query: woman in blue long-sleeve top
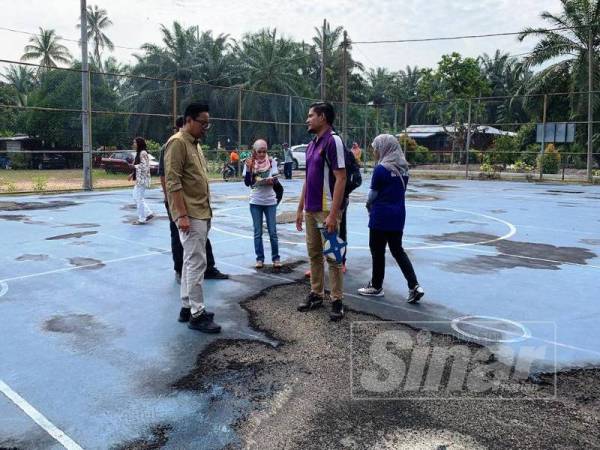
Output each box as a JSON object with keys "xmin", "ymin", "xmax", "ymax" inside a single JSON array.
[{"xmin": 358, "ymin": 134, "xmax": 424, "ymax": 303}]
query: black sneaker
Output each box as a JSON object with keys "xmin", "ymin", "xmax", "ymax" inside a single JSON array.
[
  {"xmin": 204, "ymin": 268, "xmax": 229, "ymax": 280},
  {"xmin": 329, "ymin": 299, "xmax": 345, "ymax": 321},
  {"xmin": 297, "ymin": 292, "xmax": 324, "ymax": 312},
  {"xmin": 178, "ymin": 307, "xmax": 213, "ymax": 322},
  {"xmin": 407, "ymin": 285, "xmax": 425, "ymax": 304},
  {"xmin": 188, "ymin": 311, "xmax": 221, "ymax": 333}
]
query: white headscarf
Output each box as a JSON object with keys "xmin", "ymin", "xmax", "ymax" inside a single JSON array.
[{"xmin": 372, "ymin": 134, "xmax": 409, "ymax": 177}]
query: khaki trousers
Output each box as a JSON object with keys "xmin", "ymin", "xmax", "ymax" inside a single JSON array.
[{"xmin": 305, "ymin": 211, "xmax": 343, "ymax": 300}]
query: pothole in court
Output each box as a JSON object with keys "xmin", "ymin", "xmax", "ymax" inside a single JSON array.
[{"xmin": 451, "ymin": 315, "xmax": 531, "ymax": 343}]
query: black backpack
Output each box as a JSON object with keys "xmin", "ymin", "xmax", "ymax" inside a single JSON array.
[{"xmin": 321, "ymin": 132, "xmax": 362, "ymax": 198}]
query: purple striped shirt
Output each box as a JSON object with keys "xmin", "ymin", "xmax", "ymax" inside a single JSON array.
[{"xmin": 304, "ymin": 129, "xmax": 346, "ymax": 212}]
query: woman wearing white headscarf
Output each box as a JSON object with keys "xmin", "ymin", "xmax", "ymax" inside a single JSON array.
[{"xmin": 358, "ymin": 134, "xmax": 424, "ymax": 303}]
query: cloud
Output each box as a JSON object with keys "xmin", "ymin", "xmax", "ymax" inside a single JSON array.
[{"xmin": 0, "ymin": 0, "xmax": 563, "ymax": 72}]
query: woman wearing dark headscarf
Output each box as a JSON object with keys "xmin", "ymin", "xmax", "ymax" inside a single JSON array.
[{"xmin": 358, "ymin": 134, "xmax": 424, "ymax": 303}]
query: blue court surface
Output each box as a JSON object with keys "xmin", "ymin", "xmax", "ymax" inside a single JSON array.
[{"xmin": 1, "ymin": 177, "xmax": 599, "ymax": 448}]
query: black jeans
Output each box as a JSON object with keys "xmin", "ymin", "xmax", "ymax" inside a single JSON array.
[
  {"xmin": 284, "ymin": 162, "xmax": 293, "ymax": 179},
  {"xmin": 165, "ymin": 201, "xmax": 215, "ymax": 274},
  {"xmin": 369, "ymin": 229, "xmax": 418, "ymax": 290}
]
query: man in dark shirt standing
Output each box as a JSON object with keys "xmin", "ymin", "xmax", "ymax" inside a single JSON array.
[{"xmin": 159, "ymin": 117, "xmax": 229, "ymax": 285}]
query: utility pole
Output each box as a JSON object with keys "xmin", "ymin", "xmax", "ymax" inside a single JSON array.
[
  {"xmin": 587, "ymin": 25, "xmax": 594, "ymax": 182},
  {"xmin": 320, "ymin": 19, "xmax": 327, "ymax": 100},
  {"xmin": 80, "ymin": 0, "xmax": 92, "ymax": 190},
  {"xmin": 342, "ymin": 30, "xmax": 348, "ymax": 142}
]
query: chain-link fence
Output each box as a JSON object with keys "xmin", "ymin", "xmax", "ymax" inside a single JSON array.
[{"xmin": 1, "ymin": 59, "xmax": 599, "ymax": 194}]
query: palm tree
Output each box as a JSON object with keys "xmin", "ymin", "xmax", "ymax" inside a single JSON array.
[
  {"xmin": 518, "ymin": 0, "xmax": 600, "ymax": 120},
  {"xmin": 77, "ymin": 5, "xmax": 115, "ymax": 65},
  {"xmin": 2, "ymin": 65, "xmax": 36, "ymax": 107},
  {"xmin": 21, "ymin": 27, "xmax": 72, "ymax": 69}
]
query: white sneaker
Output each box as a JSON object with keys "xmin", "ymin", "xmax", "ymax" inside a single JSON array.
[
  {"xmin": 407, "ymin": 285, "xmax": 424, "ymax": 303},
  {"xmin": 357, "ymin": 282, "xmax": 384, "ymax": 297}
]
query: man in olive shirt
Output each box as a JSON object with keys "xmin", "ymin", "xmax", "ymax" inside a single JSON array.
[{"xmin": 165, "ymin": 103, "xmax": 220, "ymax": 333}]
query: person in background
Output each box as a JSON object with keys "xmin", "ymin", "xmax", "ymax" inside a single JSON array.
[
  {"xmin": 159, "ymin": 117, "xmax": 229, "ymax": 283},
  {"xmin": 357, "ymin": 134, "xmax": 424, "ymax": 303},
  {"xmin": 129, "ymin": 137, "xmax": 153, "ymax": 225},
  {"xmin": 351, "ymin": 142, "xmax": 362, "ymax": 166},
  {"xmin": 283, "ymin": 143, "xmax": 293, "ymax": 180},
  {"xmin": 230, "ymin": 149, "xmax": 240, "ymax": 176},
  {"xmin": 243, "ymin": 139, "xmax": 282, "ymax": 269}
]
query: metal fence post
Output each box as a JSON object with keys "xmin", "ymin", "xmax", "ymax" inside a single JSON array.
[
  {"xmin": 363, "ymin": 104, "xmax": 368, "ymax": 152},
  {"xmin": 404, "ymin": 103, "xmax": 408, "ymax": 131},
  {"xmin": 587, "ymin": 25, "xmax": 594, "ymax": 183},
  {"xmin": 540, "ymin": 94, "xmax": 548, "ymax": 181},
  {"xmin": 288, "ymin": 95, "xmax": 292, "ymax": 146},
  {"xmin": 465, "ymin": 99, "xmax": 472, "ymax": 179},
  {"xmin": 237, "ymin": 88, "xmax": 242, "ymax": 150},
  {"xmin": 80, "ymin": 0, "xmax": 92, "ymax": 191},
  {"xmin": 172, "ymin": 79, "xmax": 178, "ymax": 128}
]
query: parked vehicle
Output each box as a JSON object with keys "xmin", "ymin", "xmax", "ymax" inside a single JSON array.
[
  {"xmin": 33, "ymin": 153, "xmax": 67, "ymax": 170},
  {"xmin": 0, "ymin": 155, "xmax": 11, "ymax": 169},
  {"xmin": 101, "ymin": 151, "xmax": 159, "ymax": 175},
  {"xmin": 290, "ymin": 144, "xmax": 308, "ymax": 169}
]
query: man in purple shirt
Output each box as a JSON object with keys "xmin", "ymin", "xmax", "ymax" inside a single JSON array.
[{"xmin": 295, "ymin": 102, "xmax": 347, "ymax": 321}]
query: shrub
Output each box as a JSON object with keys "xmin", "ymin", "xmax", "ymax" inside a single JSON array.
[
  {"xmin": 593, "ymin": 169, "xmax": 600, "ymax": 177},
  {"xmin": 508, "ymin": 160, "xmax": 534, "ymax": 173},
  {"xmin": 408, "ymin": 145, "xmax": 431, "ymax": 165},
  {"xmin": 490, "ymin": 135, "xmax": 519, "ymax": 165},
  {"xmin": 521, "ymin": 144, "xmax": 539, "ymax": 166},
  {"xmin": 9, "ymin": 152, "xmax": 31, "ymax": 170},
  {"xmin": 32, "ymin": 176, "xmax": 48, "ymax": 192},
  {"xmin": 537, "ymin": 144, "xmax": 561, "ymax": 174}
]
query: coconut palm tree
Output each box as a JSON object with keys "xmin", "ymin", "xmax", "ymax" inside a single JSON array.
[
  {"xmin": 518, "ymin": 0, "xmax": 600, "ymax": 120},
  {"xmin": 77, "ymin": 5, "xmax": 115, "ymax": 65},
  {"xmin": 21, "ymin": 28, "xmax": 72, "ymax": 69},
  {"xmin": 2, "ymin": 65, "xmax": 36, "ymax": 107}
]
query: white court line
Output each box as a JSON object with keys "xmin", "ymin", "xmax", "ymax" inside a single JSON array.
[
  {"xmin": 0, "ymin": 281, "xmax": 8, "ymax": 298},
  {"xmin": 218, "ymin": 260, "xmax": 600, "ymax": 358},
  {"xmin": 0, "ymin": 379, "xmax": 83, "ymax": 450},
  {"xmin": 212, "ymin": 203, "xmax": 518, "ymax": 251},
  {"xmin": 0, "ymin": 250, "xmax": 168, "ymax": 284}
]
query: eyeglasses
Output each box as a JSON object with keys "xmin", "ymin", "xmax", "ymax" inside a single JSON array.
[
  {"xmin": 192, "ymin": 118, "xmax": 211, "ymax": 129},
  {"xmin": 255, "ymin": 150, "xmax": 267, "ymax": 154}
]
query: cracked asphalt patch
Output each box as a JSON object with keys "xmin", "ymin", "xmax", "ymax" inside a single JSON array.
[
  {"xmin": 68, "ymin": 257, "xmax": 105, "ymax": 269},
  {"xmin": 167, "ymin": 282, "xmax": 600, "ymax": 450},
  {"xmin": 427, "ymin": 232, "xmax": 597, "ymax": 273}
]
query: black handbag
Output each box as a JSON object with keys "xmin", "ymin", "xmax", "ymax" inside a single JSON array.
[{"xmin": 273, "ymin": 179, "xmax": 284, "ymax": 205}]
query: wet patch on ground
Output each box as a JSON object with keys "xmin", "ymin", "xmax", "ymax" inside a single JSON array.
[
  {"xmin": 449, "ymin": 220, "xmax": 488, "ymax": 226},
  {"xmin": 546, "ymin": 189, "xmax": 584, "ymax": 194},
  {"xmin": 414, "ymin": 182, "xmax": 457, "ymax": 190},
  {"xmin": 0, "ymin": 201, "xmax": 78, "ymax": 211},
  {"xmin": 276, "ymin": 211, "xmax": 297, "ymax": 224},
  {"xmin": 580, "ymin": 239, "xmax": 600, "ymax": 246},
  {"xmin": 68, "ymin": 257, "xmax": 105, "ymax": 269},
  {"xmin": 15, "ymin": 254, "xmax": 48, "ymax": 262},
  {"xmin": 112, "ymin": 425, "xmax": 173, "ymax": 450},
  {"xmin": 170, "ymin": 282, "xmax": 600, "ymax": 450},
  {"xmin": 0, "ymin": 214, "xmax": 28, "ymax": 222},
  {"xmin": 61, "ymin": 223, "xmax": 100, "ymax": 228},
  {"xmin": 427, "ymin": 232, "xmax": 597, "ymax": 273},
  {"xmin": 406, "ymin": 193, "xmax": 440, "ymax": 201},
  {"xmin": 42, "ymin": 313, "xmax": 122, "ymax": 353},
  {"xmin": 46, "ymin": 231, "xmax": 98, "ymax": 240}
]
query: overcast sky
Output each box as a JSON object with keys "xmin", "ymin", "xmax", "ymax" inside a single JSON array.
[{"xmin": 1, "ymin": 0, "xmax": 563, "ymax": 72}]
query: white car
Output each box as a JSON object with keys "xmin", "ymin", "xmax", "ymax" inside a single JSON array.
[{"xmin": 290, "ymin": 144, "xmax": 308, "ymax": 169}]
